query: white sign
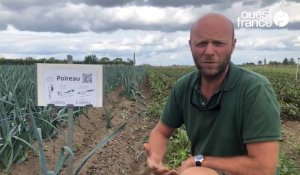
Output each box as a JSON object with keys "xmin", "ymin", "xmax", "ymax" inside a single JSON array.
[{"xmin": 36, "ymin": 64, "xmax": 103, "ymax": 107}]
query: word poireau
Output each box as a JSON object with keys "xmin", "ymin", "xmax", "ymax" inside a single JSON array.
[{"xmin": 57, "ymin": 75, "xmax": 80, "ymax": 81}]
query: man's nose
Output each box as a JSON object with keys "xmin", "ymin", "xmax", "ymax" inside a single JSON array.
[{"xmin": 204, "ymin": 43, "xmax": 214, "ymax": 56}]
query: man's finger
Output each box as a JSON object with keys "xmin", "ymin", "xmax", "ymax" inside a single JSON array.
[
  {"xmin": 163, "ymin": 169, "xmax": 178, "ymax": 175},
  {"xmin": 143, "ymin": 143, "xmax": 151, "ymax": 157}
]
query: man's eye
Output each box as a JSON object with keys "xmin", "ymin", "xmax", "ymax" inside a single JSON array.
[
  {"xmin": 213, "ymin": 42, "xmax": 226, "ymax": 46},
  {"xmin": 196, "ymin": 42, "xmax": 207, "ymax": 47}
]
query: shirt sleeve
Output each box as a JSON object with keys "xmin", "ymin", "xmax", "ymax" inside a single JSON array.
[
  {"xmin": 160, "ymin": 85, "xmax": 184, "ymax": 128},
  {"xmin": 242, "ymin": 81, "xmax": 282, "ymax": 143}
]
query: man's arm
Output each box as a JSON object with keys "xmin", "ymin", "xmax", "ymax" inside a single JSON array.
[
  {"xmin": 178, "ymin": 141, "xmax": 280, "ymax": 175},
  {"xmin": 144, "ymin": 121, "xmax": 177, "ymax": 174}
]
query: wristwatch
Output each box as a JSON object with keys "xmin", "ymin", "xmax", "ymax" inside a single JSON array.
[{"xmin": 195, "ymin": 155, "xmax": 204, "ymax": 166}]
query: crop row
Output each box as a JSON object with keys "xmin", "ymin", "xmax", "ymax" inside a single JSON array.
[{"xmin": 0, "ymin": 64, "xmax": 145, "ymax": 173}]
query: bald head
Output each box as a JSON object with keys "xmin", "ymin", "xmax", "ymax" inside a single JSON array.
[
  {"xmin": 190, "ymin": 13, "xmax": 235, "ymax": 40},
  {"xmin": 188, "ymin": 13, "xmax": 237, "ymax": 76}
]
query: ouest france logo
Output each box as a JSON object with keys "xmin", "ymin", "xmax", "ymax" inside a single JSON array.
[{"xmin": 237, "ymin": 9, "xmax": 289, "ymax": 28}]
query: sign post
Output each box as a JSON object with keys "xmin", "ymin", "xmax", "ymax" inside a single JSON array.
[
  {"xmin": 67, "ymin": 104, "xmax": 74, "ymax": 175},
  {"xmin": 67, "ymin": 55, "xmax": 74, "ymax": 175},
  {"xmin": 36, "ymin": 57, "xmax": 103, "ymax": 175}
]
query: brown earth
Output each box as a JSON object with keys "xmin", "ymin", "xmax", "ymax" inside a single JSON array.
[
  {"xmin": 2, "ymin": 80, "xmax": 300, "ymax": 175},
  {"xmin": 281, "ymin": 120, "xmax": 300, "ymax": 170}
]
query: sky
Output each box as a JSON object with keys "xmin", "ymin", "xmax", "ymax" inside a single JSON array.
[{"xmin": 0, "ymin": 0, "xmax": 299, "ymax": 65}]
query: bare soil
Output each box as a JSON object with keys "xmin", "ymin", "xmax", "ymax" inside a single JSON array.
[
  {"xmin": 2, "ymin": 79, "xmax": 300, "ymax": 175},
  {"xmin": 281, "ymin": 120, "xmax": 300, "ymax": 169}
]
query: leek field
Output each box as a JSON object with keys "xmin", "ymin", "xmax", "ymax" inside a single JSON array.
[{"xmin": 0, "ymin": 64, "xmax": 145, "ymax": 174}]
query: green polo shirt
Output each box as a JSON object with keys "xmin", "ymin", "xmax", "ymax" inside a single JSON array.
[{"xmin": 161, "ymin": 63, "xmax": 281, "ymax": 156}]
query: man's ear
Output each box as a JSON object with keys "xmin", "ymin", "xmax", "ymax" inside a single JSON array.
[
  {"xmin": 231, "ymin": 38, "xmax": 237, "ymax": 53},
  {"xmin": 233, "ymin": 38, "xmax": 237, "ymax": 45},
  {"xmin": 188, "ymin": 40, "xmax": 193, "ymax": 52}
]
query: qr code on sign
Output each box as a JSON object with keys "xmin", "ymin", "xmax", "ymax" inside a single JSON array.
[{"xmin": 82, "ymin": 73, "xmax": 92, "ymax": 83}]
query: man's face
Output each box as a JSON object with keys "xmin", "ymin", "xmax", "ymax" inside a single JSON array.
[{"xmin": 189, "ymin": 19, "xmax": 236, "ymax": 78}]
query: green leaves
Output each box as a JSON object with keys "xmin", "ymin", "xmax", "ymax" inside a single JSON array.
[
  {"xmin": 147, "ymin": 66, "xmax": 195, "ymax": 118},
  {"xmin": 165, "ymin": 128, "xmax": 190, "ymax": 169},
  {"xmin": 104, "ymin": 65, "xmax": 145, "ymax": 100}
]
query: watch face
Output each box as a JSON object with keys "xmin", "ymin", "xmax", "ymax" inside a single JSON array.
[{"xmin": 195, "ymin": 155, "xmax": 204, "ymax": 161}]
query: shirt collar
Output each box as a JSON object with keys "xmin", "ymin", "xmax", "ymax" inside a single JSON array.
[{"xmin": 223, "ymin": 62, "xmax": 240, "ymax": 91}]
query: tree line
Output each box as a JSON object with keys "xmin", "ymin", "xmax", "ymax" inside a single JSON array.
[
  {"xmin": 243, "ymin": 57, "xmax": 300, "ymax": 66},
  {"xmin": 0, "ymin": 54, "xmax": 135, "ymax": 65}
]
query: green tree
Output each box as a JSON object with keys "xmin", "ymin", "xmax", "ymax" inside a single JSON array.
[
  {"xmin": 112, "ymin": 58, "xmax": 123, "ymax": 64},
  {"xmin": 289, "ymin": 58, "xmax": 296, "ymax": 65},
  {"xmin": 263, "ymin": 58, "xmax": 267, "ymax": 65},
  {"xmin": 84, "ymin": 54, "xmax": 98, "ymax": 64},
  {"xmin": 258, "ymin": 60, "xmax": 262, "ymax": 65},
  {"xmin": 269, "ymin": 61, "xmax": 280, "ymax": 65},
  {"xmin": 48, "ymin": 57, "xmax": 56, "ymax": 63},
  {"xmin": 282, "ymin": 58, "xmax": 289, "ymax": 65},
  {"xmin": 100, "ymin": 57, "xmax": 110, "ymax": 62}
]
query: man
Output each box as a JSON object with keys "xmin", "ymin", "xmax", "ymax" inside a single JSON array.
[{"xmin": 144, "ymin": 13, "xmax": 282, "ymax": 175}]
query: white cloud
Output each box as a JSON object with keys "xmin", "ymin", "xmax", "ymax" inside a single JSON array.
[
  {"xmin": 0, "ymin": 28, "xmax": 190, "ymax": 64},
  {"xmin": 235, "ymin": 28, "xmax": 298, "ymax": 50},
  {"xmin": 0, "ymin": 3, "xmax": 204, "ymax": 32},
  {"xmin": 294, "ymin": 36, "xmax": 300, "ymax": 47},
  {"xmin": 137, "ymin": 32, "xmax": 164, "ymax": 45}
]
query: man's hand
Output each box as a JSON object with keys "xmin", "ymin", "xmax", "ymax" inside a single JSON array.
[
  {"xmin": 143, "ymin": 143, "xmax": 178, "ymax": 175},
  {"xmin": 176, "ymin": 156, "xmax": 195, "ymax": 174}
]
